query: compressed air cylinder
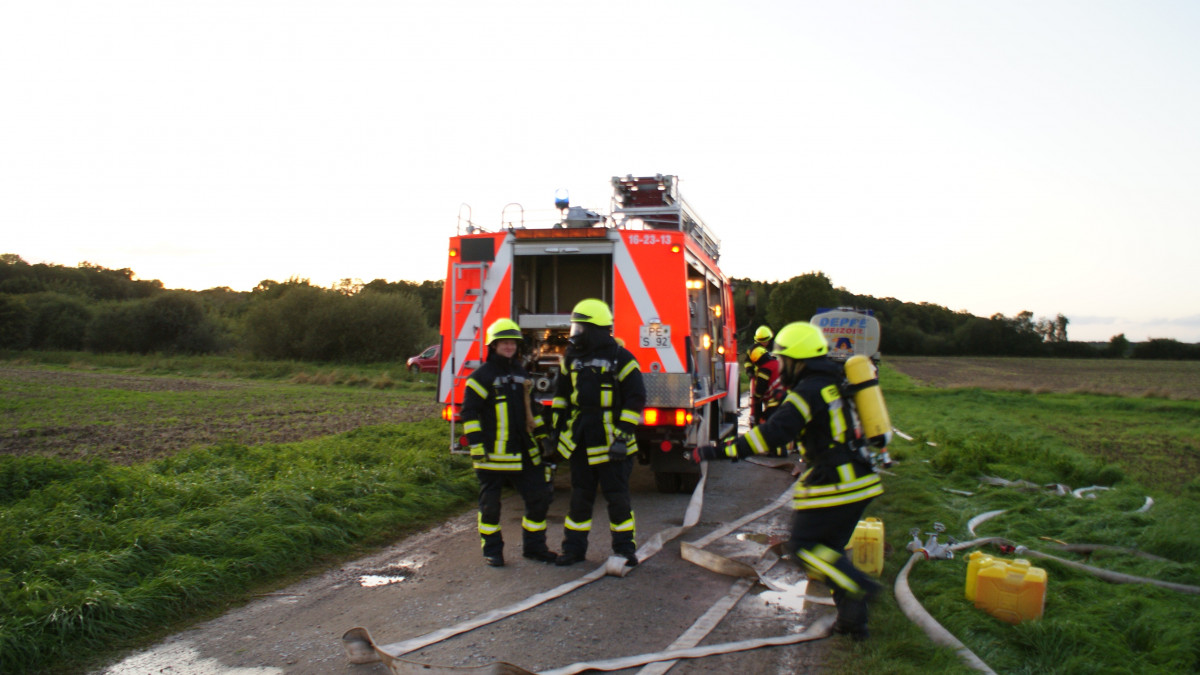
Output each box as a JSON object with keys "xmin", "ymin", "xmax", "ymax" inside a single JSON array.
[{"xmin": 845, "ymin": 355, "xmax": 892, "ymax": 448}]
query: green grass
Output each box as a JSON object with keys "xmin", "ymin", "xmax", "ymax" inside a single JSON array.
[
  {"xmin": 0, "ymin": 422, "xmax": 475, "ymax": 674},
  {"xmin": 0, "ymin": 349, "xmax": 428, "ymax": 385},
  {"xmin": 4, "ymin": 354, "xmax": 1199, "ymax": 673},
  {"xmin": 1, "ymin": 353, "xmax": 441, "ymax": 466},
  {"xmin": 827, "ymin": 363, "xmax": 1200, "ymax": 674}
]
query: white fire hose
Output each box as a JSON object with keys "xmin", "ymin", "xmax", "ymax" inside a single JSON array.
[{"xmin": 343, "ymin": 459, "xmax": 837, "ymax": 674}]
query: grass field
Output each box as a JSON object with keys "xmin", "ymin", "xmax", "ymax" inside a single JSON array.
[
  {"xmin": 830, "ymin": 358, "xmax": 1200, "ymax": 675},
  {"xmin": 2, "ymin": 352, "xmax": 1198, "ymax": 674},
  {"xmin": 0, "ymin": 352, "xmax": 471, "ymax": 674},
  {"xmin": 888, "ymin": 355, "xmax": 1200, "ymax": 400}
]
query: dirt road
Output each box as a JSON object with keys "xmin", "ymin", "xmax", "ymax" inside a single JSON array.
[{"xmin": 96, "ymin": 458, "xmax": 835, "ymax": 674}]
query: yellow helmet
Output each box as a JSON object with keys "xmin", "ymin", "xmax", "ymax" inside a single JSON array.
[
  {"xmin": 754, "ymin": 325, "xmax": 774, "ymax": 344},
  {"xmin": 748, "ymin": 345, "xmax": 769, "ymax": 364},
  {"xmin": 485, "ymin": 318, "xmax": 522, "ymax": 345},
  {"xmin": 570, "ymin": 298, "xmax": 613, "ymax": 327},
  {"xmin": 772, "ymin": 322, "xmax": 828, "ymax": 360}
]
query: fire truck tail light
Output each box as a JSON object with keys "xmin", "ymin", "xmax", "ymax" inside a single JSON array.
[
  {"xmin": 642, "ymin": 408, "xmax": 691, "ymax": 427},
  {"xmin": 660, "ymin": 440, "xmax": 673, "ymax": 452}
]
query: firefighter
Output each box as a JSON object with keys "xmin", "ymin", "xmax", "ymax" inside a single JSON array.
[
  {"xmin": 747, "ymin": 345, "xmax": 785, "ymax": 426},
  {"xmin": 694, "ymin": 321, "xmax": 883, "ymax": 639},
  {"xmin": 753, "ymin": 324, "xmax": 774, "ymax": 349},
  {"xmin": 462, "ymin": 318, "xmax": 557, "ymax": 567},
  {"xmin": 746, "ymin": 324, "xmax": 776, "ymax": 427},
  {"xmin": 548, "ymin": 298, "xmax": 646, "ymax": 568}
]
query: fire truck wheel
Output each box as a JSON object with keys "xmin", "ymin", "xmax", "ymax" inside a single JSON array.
[
  {"xmin": 654, "ymin": 471, "xmax": 682, "ymax": 494},
  {"xmin": 680, "ymin": 472, "xmax": 700, "ymax": 493}
]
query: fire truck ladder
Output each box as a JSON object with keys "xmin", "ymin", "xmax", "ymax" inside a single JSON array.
[{"xmin": 447, "ymin": 260, "xmax": 490, "ymax": 454}]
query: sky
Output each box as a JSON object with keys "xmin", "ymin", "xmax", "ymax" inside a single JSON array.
[{"xmin": 3, "ymin": 1, "xmax": 1198, "ymax": 343}]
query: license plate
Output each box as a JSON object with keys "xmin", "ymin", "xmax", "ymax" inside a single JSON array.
[{"xmin": 640, "ymin": 323, "xmax": 671, "ymax": 348}]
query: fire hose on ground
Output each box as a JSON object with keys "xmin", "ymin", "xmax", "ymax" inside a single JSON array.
[
  {"xmin": 893, "ymin": 500, "xmax": 1200, "ymax": 675},
  {"xmin": 342, "ymin": 459, "xmax": 836, "ymax": 674}
]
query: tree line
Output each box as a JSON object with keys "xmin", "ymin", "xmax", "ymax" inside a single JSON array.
[
  {"xmin": 1, "ymin": 255, "xmax": 1196, "ymax": 361},
  {"xmin": 730, "ymin": 271, "xmax": 1199, "ymax": 360},
  {"xmin": 0, "ymin": 255, "xmax": 439, "ymax": 362}
]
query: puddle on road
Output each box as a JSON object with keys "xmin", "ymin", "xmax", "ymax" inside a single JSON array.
[
  {"xmin": 735, "ymin": 532, "xmax": 772, "ymax": 545},
  {"xmin": 759, "ymin": 577, "xmax": 812, "ymax": 615},
  {"xmin": 100, "ymin": 643, "xmax": 283, "ymax": 675},
  {"xmin": 356, "ymin": 558, "xmax": 423, "ymax": 588},
  {"xmin": 360, "ymin": 574, "xmax": 408, "ymax": 587}
]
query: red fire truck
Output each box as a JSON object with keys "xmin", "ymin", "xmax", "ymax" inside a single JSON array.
[{"xmin": 437, "ymin": 175, "xmax": 740, "ymax": 493}]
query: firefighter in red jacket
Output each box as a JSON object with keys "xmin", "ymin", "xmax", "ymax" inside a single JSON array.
[
  {"xmin": 461, "ymin": 318, "xmax": 557, "ymax": 567},
  {"xmin": 747, "ymin": 345, "xmax": 785, "ymax": 426},
  {"xmin": 746, "ymin": 324, "xmax": 776, "ymax": 426},
  {"xmin": 549, "ymin": 299, "xmax": 646, "ymax": 568},
  {"xmin": 695, "ymin": 321, "xmax": 883, "ymax": 639}
]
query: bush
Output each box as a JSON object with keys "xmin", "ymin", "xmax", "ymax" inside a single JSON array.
[
  {"xmin": 84, "ymin": 294, "xmax": 224, "ymax": 354},
  {"xmin": 0, "ymin": 294, "xmax": 33, "ymax": 349},
  {"xmin": 243, "ymin": 286, "xmax": 434, "ymax": 362},
  {"xmin": 25, "ymin": 292, "xmax": 93, "ymax": 350},
  {"xmin": 85, "ymin": 301, "xmax": 147, "ymax": 353},
  {"xmin": 1132, "ymin": 338, "xmax": 1200, "ymax": 360}
]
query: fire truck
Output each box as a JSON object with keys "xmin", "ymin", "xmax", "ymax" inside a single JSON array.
[{"xmin": 437, "ymin": 175, "xmax": 740, "ymax": 493}]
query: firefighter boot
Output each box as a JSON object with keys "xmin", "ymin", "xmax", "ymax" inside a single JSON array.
[
  {"xmin": 612, "ymin": 537, "xmax": 638, "ymax": 567},
  {"xmin": 481, "ymin": 531, "xmax": 504, "ymax": 568},
  {"xmin": 831, "ymin": 590, "xmax": 870, "ymax": 641},
  {"xmin": 521, "ymin": 525, "xmax": 557, "ymax": 564},
  {"xmin": 829, "ymin": 556, "xmax": 880, "ymax": 640},
  {"xmin": 556, "ymin": 528, "xmax": 589, "ymax": 566}
]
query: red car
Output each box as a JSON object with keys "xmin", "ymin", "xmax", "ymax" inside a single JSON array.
[{"xmin": 407, "ymin": 344, "xmax": 440, "ymax": 374}]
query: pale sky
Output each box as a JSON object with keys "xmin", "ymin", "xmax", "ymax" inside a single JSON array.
[{"xmin": 3, "ymin": 1, "xmax": 1198, "ymax": 343}]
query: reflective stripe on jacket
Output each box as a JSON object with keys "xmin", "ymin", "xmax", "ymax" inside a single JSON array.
[
  {"xmin": 734, "ymin": 356, "xmax": 882, "ymax": 509},
  {"xmin": 461, "ymin": 352, "xmax": 541, "ymax": 471},
  {"xmin": 550, "ymin": 340, "xmax": 645, "ymax": 466}
]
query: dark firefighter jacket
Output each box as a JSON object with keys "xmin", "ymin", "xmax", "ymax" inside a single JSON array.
[
  {"xmin": 751, "ymin": 352, "xmax": 785, "ymax": 416},
  {"xmin": 729, "ymin": 356, "xmax": 882, "ymax": 510},
  {"xmin": 550, "ymin": 336, "xmax": 646, "ymax": 466},
  {"xmin": 462, "ymin": 350, "xmax": 545, "ymax": 471}
]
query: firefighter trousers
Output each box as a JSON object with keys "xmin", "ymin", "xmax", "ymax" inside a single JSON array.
[
  {"xmin": 787, "ymin": 497, "xmax": 880, "ymax": 631},
  {"xmin": 561, "ymin": 452, "xmax": 635, "ymax": 558},
  {"xmin": 475, "ymin": 465, "xmax": 553, "ymax": 558}
]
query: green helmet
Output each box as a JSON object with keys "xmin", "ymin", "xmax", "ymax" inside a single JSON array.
[
  {"xmin": 771, "ymin": 322, "xmax": 828, "ymax": 360},
  {"xmin": 753, "ymin": 325, "xmax": 774, "ymax": 344},
  {"xmin": 570, "ymin": 298, "xmax": 613, "ymax": 327},
  {"xmin": 485, "ymin": 318, "xmax": 522, "ymax": 345}
]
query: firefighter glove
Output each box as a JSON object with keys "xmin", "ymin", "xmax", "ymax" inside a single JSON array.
[
  {"xmin": 692, "ymin": 445, "xmax": 721, "ymax": 463},
  {"xmin": 609, "ymin": 430, "xmax": 635, "ymax": 461},
  {"xmin": 693, "ymin": 440, "xmax": 738, "ymax": 463}
]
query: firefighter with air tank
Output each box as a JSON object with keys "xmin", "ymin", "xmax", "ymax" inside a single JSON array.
[
  {"xmin": 746, "ymin": 325, "xmax": 777, "ymax": 424},
  {"xmin": 695, "ymin": 321, "xmax": 888, "ymax": 639},
  {"xmin": 461, "ymin": 319, "xmax": 558, "ymax": 567},
  {"xmin": 548, "ymin": 299, "xmax": 646, "ymax": 568}
]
